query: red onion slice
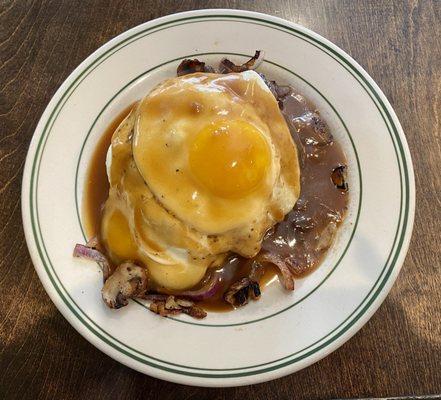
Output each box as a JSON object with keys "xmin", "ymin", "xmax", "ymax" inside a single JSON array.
[
  {"xmin": 73, "ymin": 243, "xmax": 110, "ymax": 281},
  {"xmin": 259, "ymin": 253, "xmax": 295, "ymax": 291},
  {"xmin": 176, "ymin": 271, "xmax": 222, "ymax": 301}
]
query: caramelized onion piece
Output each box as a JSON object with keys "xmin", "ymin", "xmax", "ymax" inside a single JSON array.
[
  {"xmin": 259, "ymin": 253, "xmax": 295, "ymax": 291},
  {"xmin": 73, "ymin": 241, "xmax": 110, "ymax": 281},
  {"xmin": 101, "ymin": 262, "xmax": 148, "ymax": 309},
  {"xmin": 177, "ymin": 59, "xmax": 215, "ymax": 76},
  {"xmin": 331, "ymin": 165, "xmax": 349, "ymax": 191},
  {"xmin": 149, "ymin": 295, "xmax": 207, "ymax": 319},
  {"xmin": 149, "ymin": 301, "xmax": 181, "ymax": 317},
  {"xmin": 181, "ymin": 306, "xmax": 207, "ymax": 319},
  {"xmin": 219, "ymin": 50, "xmax": 264, "ymax": 73},
  {"xmin": 224, "ymin": 277, "xmax": 261, "ymax": 307}
]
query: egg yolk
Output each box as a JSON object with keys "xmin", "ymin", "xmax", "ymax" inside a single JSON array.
[
  {"xmin": 102, "ymin": 209, "xmax": 138, "ymax": 262},
  {"xmin": 189, "ymin": 120, "xmax": 271, "ymax": 198}
]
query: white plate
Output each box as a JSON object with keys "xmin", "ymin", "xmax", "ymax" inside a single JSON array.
[{"xmin": 21, "ymin": 9, "xmax": 415, "ymax": 387}]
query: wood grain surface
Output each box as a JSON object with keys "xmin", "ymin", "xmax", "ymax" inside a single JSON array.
[{"xmin": 0, "ymin": 1, "xmax": 440, "ymax": 399}]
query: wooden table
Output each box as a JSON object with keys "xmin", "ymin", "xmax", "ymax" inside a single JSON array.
[{"xmin": 1, "ymin": 1, "xmax": 440, "ymax": 399}]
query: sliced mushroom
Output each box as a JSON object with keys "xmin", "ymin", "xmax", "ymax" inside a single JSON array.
[
  {"xmin": 101, "ymin": 262, "xmax": 148, "ymax": 309},
  {"xmin": 331, "ymin": 165, "xmax": 349, "ymax": 191},
  {"xmin": 224, "ymin": 277, "xmax": 261, "ymax": 307}
]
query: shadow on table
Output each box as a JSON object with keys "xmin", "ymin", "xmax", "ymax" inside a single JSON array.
[{"xmin": 2, "ymin": 283, "xmax": 438, "ymax": 400}]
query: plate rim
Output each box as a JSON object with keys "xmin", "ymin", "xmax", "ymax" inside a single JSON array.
[{"xmin": 21, "ymin": 9, "xmax": 415, "ymax": 387}]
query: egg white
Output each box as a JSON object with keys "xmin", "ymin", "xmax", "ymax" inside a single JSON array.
[{"xmin": 104, "ymin": 71, "xmax": 272, "ymax": 269}]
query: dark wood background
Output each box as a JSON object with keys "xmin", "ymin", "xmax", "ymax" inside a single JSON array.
[{"xmin": 0, "ymin": 1, "xmax": 440, "ymax": 399}]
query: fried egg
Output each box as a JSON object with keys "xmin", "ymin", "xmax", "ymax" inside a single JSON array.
[{"xmin": 101, "ymin": 70, "xmax": 300, "ymax": 290}]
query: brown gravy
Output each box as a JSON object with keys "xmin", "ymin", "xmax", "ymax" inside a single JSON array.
[
  {"xmin": 83, "ymin": 90, "xmax": 348, "ymax": 313},
  {"xmin": 83, "ymin": 104, "xmax": 135, "ymax": 238}
]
